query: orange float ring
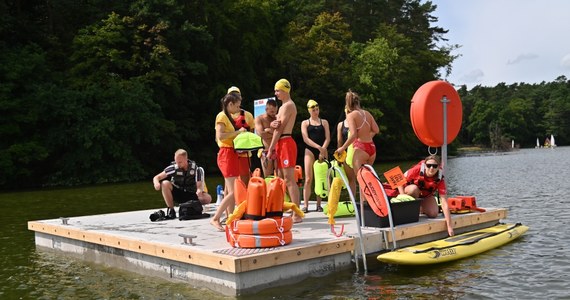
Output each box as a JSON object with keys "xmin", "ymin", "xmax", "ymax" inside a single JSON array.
[
  {"xmin": 356, "ymin": 166, "xmax": 388, "ymax": 217},
  {"xmin": 227, "ymin": 216, "xmax": 293, "ymax": 235},
  {"xmin": 226, "ymin": 229, "xmax": 293, "ymax": 248},
  {"xmin": 410, "ymin": 80, "xmax": 462, "ymax": 147}
]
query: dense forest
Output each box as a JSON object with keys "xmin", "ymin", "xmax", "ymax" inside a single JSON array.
[{"xmin": 1, "ymin": 0, "xmax": 568, "ymax": 189}]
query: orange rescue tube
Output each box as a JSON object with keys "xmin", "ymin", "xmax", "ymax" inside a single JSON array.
[
  {"xmin": 265, "ymin": 176, "xmax": 285, "ymax": 216},
  {"xmin": 295, "ymin": 165, "xmax": 303, "ymax": 186},
  {"xmin": 410, "ymin": 80, "xmax": 462, "ymax": 147},
  {"xmin": 234, "ymin": 177, "xmax": 248, "ymax": 205},
  {"xmin": 244, "ymin": 177, "xmax": 267, "ymax": 219},
  {"xmin": 226, "ymin": 229, "xmax": 293, "ymax": 248},
  {"xmin": 356, "ymin": 166, "xmax": 388, "ymax": 217},
  {"xmin": 227, "ymin": 216, "xmax": 293, "ymax": 235}
]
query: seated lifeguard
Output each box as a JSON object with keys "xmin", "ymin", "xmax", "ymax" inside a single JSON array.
[
  {"xmin": 152, "ymin": 149, "xmax": 212, "ymax": 219},
  {"xmin": 398, "ymin": 154, "xmax": 454, "ymax": 236}
]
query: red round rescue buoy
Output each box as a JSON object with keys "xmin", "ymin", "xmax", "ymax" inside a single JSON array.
[{"xmin": 410, "ymin": 81, "xmax": 462, "ymax": 147}]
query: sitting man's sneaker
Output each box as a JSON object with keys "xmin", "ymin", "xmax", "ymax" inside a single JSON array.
[{"xmin": 166, "ymin": 207, "xmax": 177, "ymax": 219}]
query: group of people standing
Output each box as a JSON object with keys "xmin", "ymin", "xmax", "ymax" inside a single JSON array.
[
  {"xmin": 152, "ymin": 78, "xmax": 454, "ymax": 236},
  {"xmin": 209, "ymin": 79, "xmax": 302, "ymax": 229}
]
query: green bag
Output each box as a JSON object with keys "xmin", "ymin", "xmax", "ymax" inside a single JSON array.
[{"xmin": 233, "ymin": 132, "xmax": 263, "ymax": 152}]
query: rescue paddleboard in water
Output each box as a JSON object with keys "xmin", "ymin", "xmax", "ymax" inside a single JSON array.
[{"xmin": 377, "ymin": 223, "xmax": 528, "ymax": 265}]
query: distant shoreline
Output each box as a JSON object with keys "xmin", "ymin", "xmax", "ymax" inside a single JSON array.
[{"xmin": 456, "ymin": 146, "xmax": 517, "ymax": 157}]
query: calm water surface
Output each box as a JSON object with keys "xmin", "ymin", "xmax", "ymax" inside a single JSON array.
[{"xmin": 1, "ymin": 148, "xmax": 569, "ymax": 299}]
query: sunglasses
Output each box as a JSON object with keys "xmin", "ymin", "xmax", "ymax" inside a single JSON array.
[
  {"xmin": 426, "ymin": 163, "xmax": 438, "ymax": 169},
  {"xmin": 308, "ymin": 105, "xmax": 319, "ymax": 109}
]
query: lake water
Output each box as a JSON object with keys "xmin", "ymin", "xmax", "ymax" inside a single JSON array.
[{"xmin": 1, "ymin": 147, "xmax": 569, "ymax": 299}]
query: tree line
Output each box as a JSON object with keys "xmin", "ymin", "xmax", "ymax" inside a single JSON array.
[
  {"xmin": 457, "ymin": 77, "xmax": 569, "ymax": 150},
  {"xmin": 1, "ymin": 0, "xmax": 567, "ymax": 189}
]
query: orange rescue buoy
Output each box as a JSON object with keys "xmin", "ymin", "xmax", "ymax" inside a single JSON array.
[
  {"xmin": 234, "ymin": 177, "xmax": 248, "ymax": 205},
  {"xmin": 227, "ymin": 216, "xmax": 293, "ymax": 235},
  {"xmin": 244, "ymin": 177, "xmax": 267, "ymax": 220},
  {"xmin": 226, "ymin": 229, "xmax": 293, "ymax": 248},
  {"xmin": 265, "ymin": 176, "xmax": 285, "ymax": 216},
  {"xmin": 410, "ymin": 80, "xmax": 462, "ymax": 147},
  {"xmin": 356, "ymin": 166, "xmax": 388, "ymax": 217},
  {"xmin": 295, "ymin": 165, "xmax": 303, "ymax": 186}
]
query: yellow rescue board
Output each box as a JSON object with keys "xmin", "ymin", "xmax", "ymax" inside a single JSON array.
[{"xmin": 377, "ymin": 223, "xmax": 528, "ymax": 265}]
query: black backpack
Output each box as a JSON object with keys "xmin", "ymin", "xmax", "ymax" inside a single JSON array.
[{"xmin": 178, "ymin": 200, "xmax": 210, "ymax": 220}]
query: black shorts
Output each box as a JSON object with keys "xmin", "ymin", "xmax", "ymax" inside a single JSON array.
[{"xmin": 172, "ymin": 188, "xmax": 198, "ymax": 204}]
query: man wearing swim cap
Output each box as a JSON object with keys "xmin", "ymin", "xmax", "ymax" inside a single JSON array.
[{"xmin": 267, "ymin": 78, "xmax": 302, "ymax": 223}]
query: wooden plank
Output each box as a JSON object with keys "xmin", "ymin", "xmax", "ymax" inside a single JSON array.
[{"xmin": 235, "ymin": 238, "xmax": 355, "ymax": 272}]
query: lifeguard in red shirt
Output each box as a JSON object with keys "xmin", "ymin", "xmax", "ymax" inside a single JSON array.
[{"xmin": 398, "ymin": 154, "xmax": 454, "ymax": 236}]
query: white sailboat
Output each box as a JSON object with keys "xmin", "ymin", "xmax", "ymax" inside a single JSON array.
[
  {"xmin": 536, "ymin": 138, "xmax": 540, "ymax": 148},
  {"xmin": 551, "ymin": 134, "xmax": 556, "ymax": 148}
]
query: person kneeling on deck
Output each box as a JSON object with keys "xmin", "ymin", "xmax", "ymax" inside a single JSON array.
[
  {"xmin": 152, "ymin": 149, "xmax": 212, "ymax": 219},
  {"xmin": 398, "ymin": 154, "xmax": 454, "ymax": 236}
]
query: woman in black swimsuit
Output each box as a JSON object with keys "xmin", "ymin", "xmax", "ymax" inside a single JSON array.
[
  {"xmin": 300, "ymin": 99, "xmax": 330, "ymax": 212},
  {"xmin": 336, "ymin": 109, "xmax": 355, "ymax": 191}
]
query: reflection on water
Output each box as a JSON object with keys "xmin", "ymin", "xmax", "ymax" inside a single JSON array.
[{"xmin": 1, "ymin": 147, "xmax": 569, "ymax": 299}]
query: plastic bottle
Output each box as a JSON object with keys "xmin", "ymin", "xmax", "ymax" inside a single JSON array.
[{"xmin": 216, "ymin": 184, "xmax": 224, "ymax": 205}]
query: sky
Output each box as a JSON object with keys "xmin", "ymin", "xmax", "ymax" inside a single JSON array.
[{"xmin": 429, "ymin": 0, "xmax": 570, "ymax": 88}]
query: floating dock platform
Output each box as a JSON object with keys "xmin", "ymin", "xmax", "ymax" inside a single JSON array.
[{"xmin": 28, "ymin": 205, "xmax": 507, "ymax": 296}]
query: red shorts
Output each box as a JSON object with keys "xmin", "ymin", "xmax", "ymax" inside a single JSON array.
[
  {"xmin": 217, "ymin": 147, "xmax": 250, "ymax": 178},
  {"xmin": 353, "ymin": 139, "xmax": 376, "ymax": 156},
  {"xmin": 275, "ymin": 137, "xmax": 297, "ymax": 169}
]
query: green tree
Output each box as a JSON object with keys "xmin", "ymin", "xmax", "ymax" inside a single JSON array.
[
  {"xmin": 276, "ymin": 11, "xmax": 352, "ymax": 112},
  {"xmin": 543, "ymin": 76, "xmax": 570, "ymax": 145},
  {"xmin": 34, "ymin": 79, "xmax": 171, "ymax": 185},
  {"xmin": 0, "ymin": 44, "xmax": 50, "ymax": 187}
]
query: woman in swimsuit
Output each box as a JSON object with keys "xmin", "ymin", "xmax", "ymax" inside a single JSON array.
[
  {"xmin": 335, "ymin": 90, "xmax": 379, "ymax": 194},
  {"xmin": 336, "ymin": 109, "xmax": 355, "ymax": 191},
  {"xmin": 300, "ymin": 99, "xmax": 330, "ymax": 212}
]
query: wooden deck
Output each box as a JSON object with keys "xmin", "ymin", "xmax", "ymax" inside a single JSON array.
[{"xmin": 28, "ymin": 204, "xmax": 507, "ymax": 296}]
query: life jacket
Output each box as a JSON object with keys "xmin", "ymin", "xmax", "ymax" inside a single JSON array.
[
  {"xmin": 232, "ymin": 109, "xmax": 250, "ymax": 130},
  {"xmin": 408, "ymin": 160, "xmax": 443, "ymax": 198},
  {"xmin": 243, "ymin": 176, "xmax": 285, "ymax": 220},
  {"xmin": 170, "ymin": 160, "xmax": 199, "ymax": 193}
]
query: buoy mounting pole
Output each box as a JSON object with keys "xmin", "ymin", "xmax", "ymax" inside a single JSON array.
[{"xmin": 441, "ymin": 96, "xmax": 449, "ymax": 175}]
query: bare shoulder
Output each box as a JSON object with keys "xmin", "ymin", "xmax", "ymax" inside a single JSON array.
[
  {"xmin": 279, "ymin": 101, "xmax": 295, "ymax": 117},
  {"xmin": 347, "ymin": 110, "xmax": 358, "ymax": 120}
]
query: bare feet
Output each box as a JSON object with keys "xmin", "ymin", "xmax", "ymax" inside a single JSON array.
[
  {"xmin": 210, "ymin": 219, "xmax": 224, "ymax": 231},
  {"xmin": 293, "ymin": 215, "xmax": 303, "ymax": 223}
]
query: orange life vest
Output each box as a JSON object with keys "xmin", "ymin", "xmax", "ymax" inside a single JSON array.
[
  {"xmin": 408, "ymin": 160, "xmax": 443, "ymax": 198},
  {"xmin": 233, "ymin": 109, "xmax": 250, "ymax": 130}
]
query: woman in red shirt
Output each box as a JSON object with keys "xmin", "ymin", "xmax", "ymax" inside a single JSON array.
[{"xmin": 399, "ymin": 155, "xmax": 454, "ymax": 236}]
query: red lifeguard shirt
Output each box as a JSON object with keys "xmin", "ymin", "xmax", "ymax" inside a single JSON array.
[{"xmin": 404, "ymin": 162, "xmax": 447, "ymax": 197}]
